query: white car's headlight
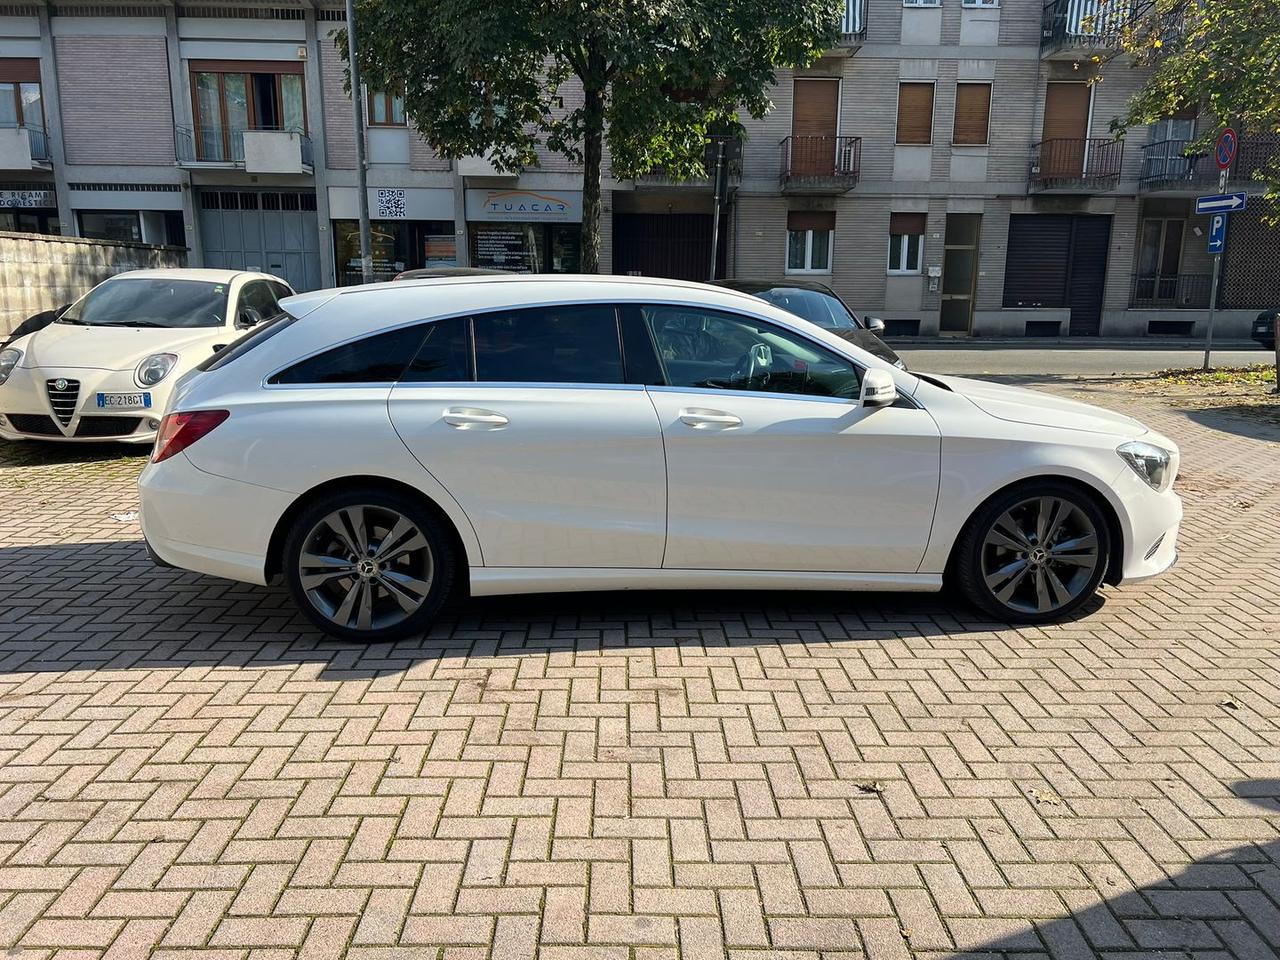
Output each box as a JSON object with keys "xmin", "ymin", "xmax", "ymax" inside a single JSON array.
[
  {"xmin": 1117, "ymin": 440, "xmax": 1174, "ymax": 492},
  {"xmin": 136, "ymin": 353, "xmax": 178, "ymax": 388},
  {"xmin": 0, "ymin": 347, "xmax": 21, "ymax": 386}
]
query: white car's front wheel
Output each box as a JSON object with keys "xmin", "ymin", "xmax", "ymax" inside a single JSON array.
[
  {"xmin": 283, "ymin": 488, "xmax": 456, "ymax": 642},
  {"xmin": 954, "ymin": 481, "xmax": 1111, "ymax": 623}
]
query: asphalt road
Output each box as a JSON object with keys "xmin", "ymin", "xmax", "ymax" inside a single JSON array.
[{"xmin": 894, "ymin": 341, "xmax": 1267, "ymax": 378}]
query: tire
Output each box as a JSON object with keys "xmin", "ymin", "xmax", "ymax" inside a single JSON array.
[
  {"xmin": 953, "ymin": 480, "xmax": 1111, "ymax": 623},
  {"xmin": 283, "ymin": 486, "xmax": 456, "ymax": 642}
]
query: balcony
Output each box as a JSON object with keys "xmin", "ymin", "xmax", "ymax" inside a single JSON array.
[
  {"xmin": 1029, "ymin": 137, "xmax": 1123, "ymax": 191},
  {"xmin": 1040, "ymin": 0, "xmax": 1126, "ymax": 58},
  {"xmin": 1139, "ymin": 136, "xmax": 1280, "ymax": 192},
  {"xmin": 780, "ymin": 136, "xmax": 860, "ymax": 194},
  {"xmin": 176, "ymin": 126, "xmax": 313, "ymax": 175},
  {"xmin": 832, "ymin": 0, "xmax": 867, "ymax": 52},
  {"xmin": 629, "ymin": 137, "xmax": 742, "ymax": 190},
  {"xmin": 1129, "ymin": 272, "xmax": 1211, "ymax": 309},
  {"xmin": 0, "ymin": 124, "xmax": 51, "ymax": 170}
]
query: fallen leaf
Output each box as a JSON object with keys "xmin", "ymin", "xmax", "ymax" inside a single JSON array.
[
  {"xmin": 855, "ymin": 780, "xmax": 886, "ymax": 795},
  {"xmin": 110, "ymin": 511, "xmax": 139, "ymax": 523},
  {"xmin": 1220, "ymin": 698, "xmax": 1240, "ymax": 711},
  {"xmin": 1028, "ymin": 787, "xmax": 1063, "ymax": 806}
]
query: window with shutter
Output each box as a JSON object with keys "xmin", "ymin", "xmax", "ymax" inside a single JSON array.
[
  {"xmin": 896, "ymin": 82, "xmax": 935, "ymax": 145},
  {"xmin": 888, "ymin": 212, "xmax": 926, "ymax": 275},
  {"xmin": 952, "ymin": 83, "xmax": 991, "ymax": 146},
  {"xmin": 786, "ymin": 210, "xmax": 836, "ymax": 273}
]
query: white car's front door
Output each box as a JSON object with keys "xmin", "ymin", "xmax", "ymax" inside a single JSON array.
[
  {"xmin": 637, "ymin": 305, "xmax": 941, "ymax": 573},
  {"xmin": 388, "ymin": 306, "xmax": 667, "ymax": 569}
]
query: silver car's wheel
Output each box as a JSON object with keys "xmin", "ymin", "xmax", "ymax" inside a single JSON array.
[
  {"xmin": 955, "ymin": 482, "xmax": 1111, "ymax": 623},
  {"xmin": 980, "ymin": 496, "xmax": 1100, "ymax": 615},
  {"xmin": 284, "ymin": 489, "xmax": 454, "ymax": 641}
]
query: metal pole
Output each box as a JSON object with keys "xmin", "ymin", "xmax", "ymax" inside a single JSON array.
[
  {"xmin": 345, "ymin": 0, "xmax": 373, "ymax": 284},
  {"xmin": 1202, "ymin": 251, "xmax": 1221, "ymax": 372},
  {"xmin": 708, "ymin": 140, "xmax": 725, "ymax": 282}
]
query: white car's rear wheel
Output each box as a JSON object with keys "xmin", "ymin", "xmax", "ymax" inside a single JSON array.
[
  {"xmin": 283, "ymin": 488, "xmax": 454, "ymax": 642},
  {"xmin": 955, "ymin": 481, "xmax": 1110, "ymax": 623}
]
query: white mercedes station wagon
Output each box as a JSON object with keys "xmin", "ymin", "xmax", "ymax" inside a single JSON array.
[
  {"xmin": 138, "ymin": 276, "xmax": 1181, "ymax": 641},
  {"xmin": 0, "ymin": 269, "xmax": 293, "ymax": 444}
]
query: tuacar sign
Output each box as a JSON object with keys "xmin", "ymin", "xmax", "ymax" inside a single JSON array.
[{"xmin": 464, "ymin": 188, "xmax": 581, "ymax": 223}]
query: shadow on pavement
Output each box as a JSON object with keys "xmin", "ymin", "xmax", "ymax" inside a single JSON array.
[
  {"xmin": 964, "ymin": 780, "xmax": 1280, "ymax": 958},
  {"xmin": 1182, "ymin": 404, "xmax": 1280, "ymax": 441},
  {"xmin": 0, "ymin": 538, "xmax": 1106, "ymax": 681}
]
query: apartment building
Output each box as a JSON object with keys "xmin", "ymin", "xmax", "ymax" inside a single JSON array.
[{"xmin": 2, "ymin": 0, "xmax": 1275, "ymax": 339}]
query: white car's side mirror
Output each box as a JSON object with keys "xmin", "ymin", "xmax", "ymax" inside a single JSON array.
[{"xmin": 860, "ymin": 368, "xmax": 897, "ymax": 408}]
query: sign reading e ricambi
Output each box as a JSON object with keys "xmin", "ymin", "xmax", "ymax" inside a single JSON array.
[{"xmin": 464, "ymin": 189, "xmax": 583, "ymax": 223}]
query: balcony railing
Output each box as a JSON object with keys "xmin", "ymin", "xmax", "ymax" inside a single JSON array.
[
  {"xmin": 0, "ymin": 122, "xmax": 50, "ymax": 166},
  {"xmin": 1041, "ymin": 0, "xmax": 1123, "ymax": 53},
  {"xmin": 840, "ymin": 0, "xmax": 867, "ymax": 42},
  {"xmin": 1029, "ymin": 137, "xmax": 1123, "ymax": 190},
  {"xmin": 1129, "ymin": 272, "xmax": 1212, "ymax": 309},
  {"xmin": 780, "ymin": 135, "xmax": 861, "ymax": 192},
  {"xmin": 629, "ymin": 136, "xmax": 742, "ymax": 188},
  {"xmin": 1139, "ymin": 136, "xmax": 1280, "ymax": 190},
  {"xmin": 175, "ymin": 125, "xmax": 313, "ymax": 170}
]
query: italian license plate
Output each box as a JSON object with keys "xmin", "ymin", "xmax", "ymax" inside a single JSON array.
[{"xmin": 96, "ymin": 392, "xmax": 152, "ymax": 409}]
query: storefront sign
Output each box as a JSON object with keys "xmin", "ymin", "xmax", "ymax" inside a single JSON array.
[
  {"xmin": 376, "ymin": 189, "xmax": 407, "ymax": 220},
  {"xmin": 465, "ymin": 188, "xmax": 581, "ymax": 223},
  {"xmin": 0, "ymin": 189, "xmax": 54, "ymax": 209}
]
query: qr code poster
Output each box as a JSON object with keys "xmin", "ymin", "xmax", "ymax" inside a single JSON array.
[{"xmin": 376, "ymin": 189, "xmax": 407, "ymax": 219}]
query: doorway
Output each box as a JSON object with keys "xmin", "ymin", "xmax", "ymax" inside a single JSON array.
[{"xmin": 939, "ymin": 213, "xmax": 982, "ymax": 334}]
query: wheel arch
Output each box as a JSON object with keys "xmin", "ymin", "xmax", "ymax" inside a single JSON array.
[
  {"xmin": 264, "ymin": 475, "xmax": 474, "ymax": 595},
  {"xmin": 944, "ymin": 473, "xmax": 1125, "ymax": 588}
]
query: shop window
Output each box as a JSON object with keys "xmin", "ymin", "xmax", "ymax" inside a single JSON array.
[
  {"xmin": 888, "ymin": 212, "xmax": 926, "ymax": 275},
  {"xmin": 333, "ymin": 219, "xmax": 457, "ymax": 285},
  {"xmin": 786, "ymin": 211, "xmax": 834, "ymax": 273},
  {"xmin": 469, "ymin": 222, "xmax": 580, "ymax": 273},
  {"xmin": 78, "ymin": 211, "xmax": 142, "ymax": 243}
]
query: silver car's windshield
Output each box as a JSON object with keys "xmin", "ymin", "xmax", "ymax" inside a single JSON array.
[
  {"xmin": 753, "ymin": 287, "xmax": 858, "ymax": 330},
  {"xmin": 58, "ymin": 278, "xmax": 229, "ymax": 329}
]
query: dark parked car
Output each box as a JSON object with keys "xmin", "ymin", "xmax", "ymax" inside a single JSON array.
[
  {"xmin": 1252, "ymin": 308, "xmax": 1276, "ymax": 351},
  {"xmin": 392, "ymin": 266, "xmax": 512, "ymax": 281},
  {"xmin": 713, "ymin": 279, "xmax": 905, "ymax": 369}
]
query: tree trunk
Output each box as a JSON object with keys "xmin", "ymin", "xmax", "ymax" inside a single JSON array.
[{"xmin": 580, "ymin": 84, "xmax": 604, "ymax": 274}]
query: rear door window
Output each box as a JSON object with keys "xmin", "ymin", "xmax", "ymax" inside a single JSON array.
[{"xmin": 472, "ymin": 304, "xmax": 623, "ymax": 384}]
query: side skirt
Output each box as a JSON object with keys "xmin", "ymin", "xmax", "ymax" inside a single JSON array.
[{"xmin": 468, "ymin": 567, "xmax": 944, "ymax": 598}]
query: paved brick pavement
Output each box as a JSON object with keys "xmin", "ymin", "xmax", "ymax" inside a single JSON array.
[{"xmin": 0, "ymin": 379, "xmax": 1278, "ymax": 959}]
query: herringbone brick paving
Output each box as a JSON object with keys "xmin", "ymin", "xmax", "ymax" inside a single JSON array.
[{"xmin": 0, "ymin": 378, "xmax": 1277, "ymax": 959}]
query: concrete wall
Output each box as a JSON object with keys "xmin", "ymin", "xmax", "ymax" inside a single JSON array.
[{"xmin": 0, "ymin": 232, "xmax": 185, "ymax": 337}]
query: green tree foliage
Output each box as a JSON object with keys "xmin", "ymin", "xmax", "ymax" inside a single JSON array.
[
  {"xmin": 340, "ymin": 0, "xmax": 843, "ymax": 272},
  {"xmin": 1110, "ymin": 0, "xmax": 1280, "ymax": 208}
]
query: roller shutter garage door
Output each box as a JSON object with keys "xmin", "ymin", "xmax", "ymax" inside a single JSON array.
[
  {"xmin": 1003, "ymin": 213, "xmax": 1111, "ymax": 336},
  {"xmin": 612, "ymin": 211, "xmax": 728, "ymax": 282},
  {"xmin": 198, "ymin": 189, "xmax": 323, "ymax": 292}
]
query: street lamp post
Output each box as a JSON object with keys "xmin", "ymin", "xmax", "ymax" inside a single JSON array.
[{"xmin": 345, "ymin": 0, "xmax": 373, "ymax": 284}]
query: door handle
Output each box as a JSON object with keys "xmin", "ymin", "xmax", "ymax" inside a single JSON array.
[
  {"xmin": 443, "ymin": 407, "xmax": 509, "ymax": 429},
  {"xmin": 679, "ymin": 408, "xmax": 742, "ymax": 429}
]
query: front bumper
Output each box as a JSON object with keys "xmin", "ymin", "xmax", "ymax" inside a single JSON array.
[
  {"xmin": 1111, "ymin": 465, "xmax": 1182, "ymax": 583},
  {"xmin": 0, "ymin": 364, "xmax": 168, "ymax": 443}
]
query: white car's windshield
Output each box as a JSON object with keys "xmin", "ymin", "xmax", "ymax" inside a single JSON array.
[
  {"xmin": 754, "ymin": 288, "xmax": 858, "ymax": 330},
  {"xmin": 58, "ymin": 278, "xmax": 229, "ymax": 329}
]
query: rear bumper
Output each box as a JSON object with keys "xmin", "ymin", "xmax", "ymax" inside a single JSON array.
[{"xmin": 139, "ymin": 450, "xmax": 293, "ymax": 585}]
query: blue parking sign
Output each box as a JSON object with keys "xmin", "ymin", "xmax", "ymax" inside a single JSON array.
[{"xmin": 1207, "ymin": 214, "xmax": 1227, "ymax": 254}]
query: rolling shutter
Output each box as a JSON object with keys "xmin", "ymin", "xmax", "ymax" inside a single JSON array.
[
  {"xmin": 953, "ymin": 83, "xmax": 991, "ymax": 146},
  {"xmin": 1042, "ymin": 82, "xmax": 1090, "ymax": 141},
  {"xmin": 896, "ymin": 82, "xmax": 935, "ymax": 145},
  {"xmin": 787, "ymin": 211, "xmax": 836, "ymax": 232},
  {"xmin": 1003, "ymin": 215, "xmax": 1071, "ymax": 308},
  {"xmin": 889, "ymin": 212, "xmax": 927, "ymax": 236},
  {"xmin": 792, "ymin": 79, "xmax": 839, "ymax": 138}
]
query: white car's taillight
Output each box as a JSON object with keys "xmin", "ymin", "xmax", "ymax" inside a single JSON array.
[{"xmin": 152, "ymin": 410, "xmax": 229, "ymax": 463}]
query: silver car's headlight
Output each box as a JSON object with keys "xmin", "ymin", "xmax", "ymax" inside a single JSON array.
[
  {"xmin": 1117, "ymin": 440, "xmax": 1174, "ymax": 492},
  {"xmin": 0, "ymin": 347, "xmax": 20, "ymax": 386},
  {"xmin": 136, "ymin": 353, "xmax": 178, "ymax": 388}
]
